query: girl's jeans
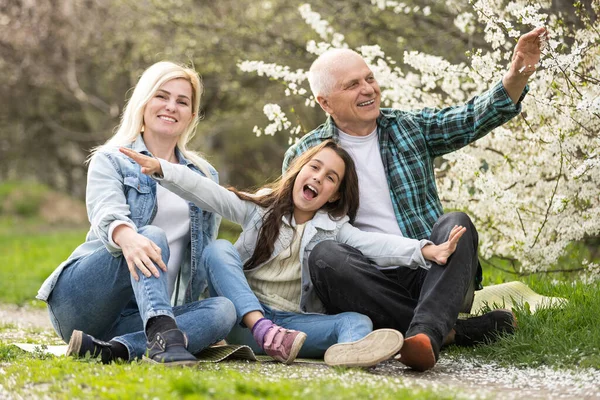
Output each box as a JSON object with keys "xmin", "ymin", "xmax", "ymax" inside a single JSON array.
[
  {"xmin": 47, "ymin": 225, "xmax": 236, "ymax": 360},
  {"xmin": 201, "ymin": 239, "xmax": 373, "ymax": 358}
]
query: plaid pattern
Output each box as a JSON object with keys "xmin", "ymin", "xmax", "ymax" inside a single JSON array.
[{"xmin": 283, "ymin": 80, "xmax": 527, "ymax": 240}]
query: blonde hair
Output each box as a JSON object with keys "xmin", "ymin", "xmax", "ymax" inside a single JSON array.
[{"xmin": 90, "ymin": 61, "xmax": 213, "ymax": 176}]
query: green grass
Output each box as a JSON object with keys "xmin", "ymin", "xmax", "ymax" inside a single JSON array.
[
  {"xmin": 446, "ymin": 277, "xmax": 600, "ymax": 368},
  {"xmin": 447, "ymin": 239, "xmax": 600, "ymax": 368},
  {"xmin": 0, "ymin": 218, "xmax": 87, "ymax": 306},
  {"xmin": 0, "ymin": 342, "xmax": 454, "ymax": 400}
]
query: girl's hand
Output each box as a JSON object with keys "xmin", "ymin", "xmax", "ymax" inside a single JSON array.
[
  {"xmin": 119, "ymin": 147, "xmax": 163, "ymax": 176},
  {"xmin": 421, "ymin": 225, "xmax": 467, "ymax": 265},
  {"xmin": 112, "ymin": 225, "xmax": 167, "ymax": 281}
]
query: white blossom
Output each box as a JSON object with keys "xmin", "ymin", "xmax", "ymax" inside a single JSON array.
[{"xmin": 261, "ymin": 104, "xmax": 292, "ymax": 136}]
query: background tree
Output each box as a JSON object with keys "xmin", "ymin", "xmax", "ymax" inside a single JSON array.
[
  {"xmin": 240, "ymin": 0, "xmax": 599, "ymax": 277},
  {"xmin": 2, "ymin": 0, "xmax": 597, "ymax": 276}
]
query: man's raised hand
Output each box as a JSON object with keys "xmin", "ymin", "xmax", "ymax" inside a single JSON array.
[{"xmin": 512, "ymin": 26, "xmax": 547, "ymax": 76}]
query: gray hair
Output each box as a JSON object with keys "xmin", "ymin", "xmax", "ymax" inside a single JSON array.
[{"xmin": 308, "ymin": 48, "xmax": 364, "ymax": 97}]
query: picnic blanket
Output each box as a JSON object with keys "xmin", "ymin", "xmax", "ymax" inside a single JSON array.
[
  {"xmin": 12, "ymin": 281, "xmax": 567, "ymax": 361},
  {"xmin": 12, "ymin": 342, "xmax": 257, "ymax": 362},
  {"xmin": 469, "ymin": 281, "xmax": 567, "ymax": 316}
]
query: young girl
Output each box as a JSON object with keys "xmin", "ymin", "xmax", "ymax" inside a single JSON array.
[{"xmin": 120, "ymin": 140, "xmax": 465, "ymax": 367}]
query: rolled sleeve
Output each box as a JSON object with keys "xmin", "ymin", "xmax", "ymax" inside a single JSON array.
[
  {"xmin": 107, "ymin": 220, "xmax": 137, "ymax": 250},
  {"xmin": 87, "ymin": 153, "xmax": 136, "ymax": 255}
]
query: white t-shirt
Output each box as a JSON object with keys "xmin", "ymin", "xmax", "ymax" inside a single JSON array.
[
  {"xmin": 152, "ymin": 184, "xmax": 191, "ymax": 299},
  {"xmin": 337, "ymin": 128, "xmax": 404, "ymax": 237}
]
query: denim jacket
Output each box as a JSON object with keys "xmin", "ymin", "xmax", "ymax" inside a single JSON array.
[
  {"xmin": 37, "ymin": 136, "xmax": 220, "ymax": 305},
  {"xmin": 156, "ymin": 160, "xmax": 433, "ymax": 314}
]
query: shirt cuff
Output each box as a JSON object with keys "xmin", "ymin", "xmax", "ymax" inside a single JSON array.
[
  {"xmin": 418, "ymin": 239, "xmax": 434, "ymax": 270},
  {"xmin": 419, "ymin": 239, "xmax": 434, "ymax": 248},
  {"xmin": 495, "ymin": 79, "xmax": 529, "ymax": 109},
  {"xmin": 108, "ymin": 220, "xmax": 137, "ymax": 249}
]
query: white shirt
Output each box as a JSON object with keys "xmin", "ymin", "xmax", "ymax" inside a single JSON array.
[
  {"xmin": 152, "ymin": 184, "xmax": 191, "ymax": 299},
  {"xmin": 337, "ymin": 127, "xmax": 404, "ymax": 237}
]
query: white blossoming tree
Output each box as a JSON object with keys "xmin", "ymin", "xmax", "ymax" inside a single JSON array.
[{"xmin": 239, "ymin": 0, "xmax": 600, "ymax": 279}]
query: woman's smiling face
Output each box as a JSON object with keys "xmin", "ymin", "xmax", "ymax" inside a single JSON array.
[{"xmin": 142, "ymin": 78, "xmax": 194, "ymax": 140}]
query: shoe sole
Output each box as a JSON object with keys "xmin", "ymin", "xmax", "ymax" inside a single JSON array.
[
  {"xmin": 399, "ymin": 333, "xmax": 436, "ymax": 372},
  {"xmin": 324, "ymin": 329, "xmax": 404, "ymax": 368},
  {"xmin": 280, "ymin": 331, "xmax": 307, "ymax": 365},
  {"xmin": 141, "ymin": 356, "xmax": 199, "ymax": 367},
  {"xmin": 66, "ymin": 330, "xmax": 83, "ymax": 358}
]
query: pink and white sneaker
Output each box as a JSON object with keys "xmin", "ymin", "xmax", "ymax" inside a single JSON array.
[{"xmin": 263, "ymin": 325, "xmax": 307, "ymax": 364}]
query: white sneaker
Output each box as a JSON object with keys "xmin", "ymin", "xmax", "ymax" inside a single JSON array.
[{"xmin": 324, "ymin": 328, "xmax": 404, "ymax": 368}]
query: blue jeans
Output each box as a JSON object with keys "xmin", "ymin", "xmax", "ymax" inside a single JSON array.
[
  {"xmin": 47, "ymin": 225, "xmax": 236, "ymax": 360},
  {"xmin": 201, "ymin": 239, "xmax": 373, "ymax": 358}
]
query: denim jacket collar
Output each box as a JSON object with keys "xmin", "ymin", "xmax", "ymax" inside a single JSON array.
[{"xmin": 132, "ymin": 135, "xmax": 195, "ymax": 169}]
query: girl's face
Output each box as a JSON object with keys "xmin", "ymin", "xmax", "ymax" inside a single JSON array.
[
  {"xmin": 292, "ymin": 147, "xmax": 345, "ymax": 224},
  {"xmin": 143, "ymin": 78, "xmax": 194, "ymax": 141}
]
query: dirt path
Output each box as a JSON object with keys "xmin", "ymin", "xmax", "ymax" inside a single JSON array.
[
  {"xmin": 1, "ymin": 304, "xmax": 599, "ymax": 399},
  {"xmin": 0, "ymin": 304, "xmax": 53, "ymax": 330}
]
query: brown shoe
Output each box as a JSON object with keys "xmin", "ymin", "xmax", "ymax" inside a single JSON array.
[{"xmin": 398, "ymin": 333, "xmax": 436, "ymax": 372}]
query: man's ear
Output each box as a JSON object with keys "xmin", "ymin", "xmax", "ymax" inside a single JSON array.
[{"xmin": 317, "ymin": 95, "xmax": 333, "ymax": 115}]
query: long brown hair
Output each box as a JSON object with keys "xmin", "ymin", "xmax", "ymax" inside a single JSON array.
[{"xmin": 231, "ymin": 140, "xmax": 359, "ymax": 270}]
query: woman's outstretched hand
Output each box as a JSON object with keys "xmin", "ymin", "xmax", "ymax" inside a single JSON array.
[
  {"xmin": 421, "ymin": 225, "xmax": 467, "ymax": 265},
  {"xmin": 119, "ymin": 147, "xmax": 163, "ymax": 177}
]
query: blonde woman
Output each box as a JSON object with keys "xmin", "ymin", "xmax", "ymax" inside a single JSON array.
[{"xmin": 37, "ymin": 61, "xmax": 236, "ymax": 366}]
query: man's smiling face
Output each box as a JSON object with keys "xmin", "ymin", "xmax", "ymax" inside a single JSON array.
[{"xmin": 318, "ymin": 54, "xmax": 381, "ymax": 136}]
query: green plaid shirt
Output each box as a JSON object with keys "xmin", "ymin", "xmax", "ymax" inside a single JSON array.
[{"xmin": 283, "ymin": 80, "xmax": 527, "ymax": 241}]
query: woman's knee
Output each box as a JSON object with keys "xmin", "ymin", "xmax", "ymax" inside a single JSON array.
[
  {"xmin": 203, "ymin": 296, "xmax": 237, "ymax": 334},
  {"xmin": 138, "ymin": 225, "xmax": 168, "ymax": 249},
  {"xmin": 137, "ymin": 225, "xmax": 170, "ymax": 262},
  {"xmin": 213, "ymin": 296, "xmax": 237, "ymax": 328}
]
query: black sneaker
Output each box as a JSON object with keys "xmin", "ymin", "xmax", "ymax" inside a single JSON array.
[
  {"xmin": 454, "ymin": 309, "xmax": 517, "ymax": 346},
  {"xmin": 66, "ymin": 330, "xmax": 117, "ymax": 364},
  {"xmin": 143, "ymin": 329, "xmax": 198, "ymax": 367}
]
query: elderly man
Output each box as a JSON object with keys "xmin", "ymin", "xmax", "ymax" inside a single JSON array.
[{"xmin": 283, "ymin": 27, "xmax": 546, "ymax": 371}]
